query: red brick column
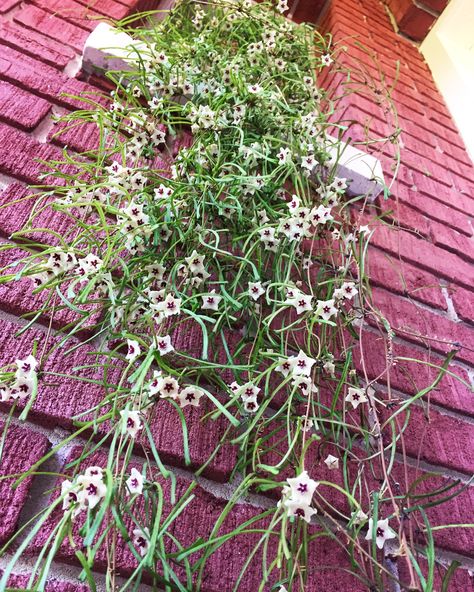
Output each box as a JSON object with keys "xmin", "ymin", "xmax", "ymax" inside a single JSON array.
[{"xmin": 384, "ymin": 0, "xmax": 448, "ymax": 40}]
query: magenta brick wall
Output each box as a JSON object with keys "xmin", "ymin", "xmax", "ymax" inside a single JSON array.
[{"xmin": 0, "ymin": 0, "xmax": 472, "ymax": 589}]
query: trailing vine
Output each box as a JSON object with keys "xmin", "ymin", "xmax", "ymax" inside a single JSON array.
[{"xmin": 0, "ymin": 1, "xmax": 471, "ymax": 591}]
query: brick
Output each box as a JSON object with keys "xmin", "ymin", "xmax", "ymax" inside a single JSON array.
[
  {"xmin": 448, "ymin": 285, "xmax": 474, "ymax": 326},
  {"xmin": 292, "ymin": 0, "xmax": 326, "ymax": 23},
  {"xmin": 355, "ymin": 330, "xmax": 474, "ymax": 416},
  {"xmin": 146, "ymin": 394, "xmax": 237, "ymax": 482},
  {"xmin": 0, "ymin": 0, "xmax": 20, "ymax": 13},
  {"xmin": 0, "ymin": 421, "xmax": 49, "ymax": 542},
  {"xmin": 0, "ymin": 80, "xmax": 50, "ymax": 131},
  {"xmin": 430, "ymin": 221, "xmax": 474, "ymax": 263},
  {"xmin": 399, "ymin": 5, "xmax": 436, "ymax": 41},
  {"xmin": 0, "ymin": 124, "xmax": 77, "ymax": 185},
  {"xmin": 48, "ymin": 118, "xmax": 101, "ymax": 153},
  {"xmin": 0, "ymin": 316, "xmax": 234, "ymax": 480},
  {"xmin": 381, "ymin": 403, "xmax": 474, "ymax": 475},
  {"xmin": 370, "ymin": 287, "xmax": 474, "ymax": 366},
  {"xmin": 419, "ymin": 0, "xmax": 448, "ymax": 12},
  {"xmin": 0, "ymin": 573, "xmax": 88, "ymax": 592},
  {"xmin": 0, "ymin": 318, "xmax": 108, "ymax": 426},
  {"xmin": 367, "ymin": 246, "xmax": 447, "ymax": 310},
  {"xmin": 368, "ymin": 223, "xmax": 474, "ymax": 290},
  {"xmin": 388, "ymin": 463, "xmax": 474, "ymax": 557},
  {"xmin": 13, "ymin": 5, "xmax": 90, "ymax": 52},
  {"xmin": 72, "ymin": 0, "xmax": 131, "ymax": 20},
  {"xmin": 398, "ymin": 558, "xmax": 474, "ymax": 591},
  {"xmin": 32, "ymin": 0, "xmax": 104, "ymax": 31},
  {"xmin": 384, "ymin": 182, "xmax": 473, "ymax": 237},
  {"xmin": 0, "ymin": 183, "xmax": 75, "ymax": 242},
  {"xmin": 0, "ymin": 20, "xmax": 75, "ymax": 69},
  {"xmin": 0, "ymin": 44, "xmax": 108, "ymax": 111}
]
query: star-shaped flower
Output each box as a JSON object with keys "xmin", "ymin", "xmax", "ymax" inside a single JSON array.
[
  {"xmin": 126, "ymin": 339, "xmax": 141, "ymax": 363},
  {"xmin": 316, "ymin": 299, "xmax": 338, "ymax": 321},
  {"xmin": 201, "ymin": 289, "xmax": 222, "ymax": 311},
  {"xmin": 345, "ymin": 387, "xmax": 368, "ymax": 409},
  {"xmin": 365, "ymin": 518, "xmax": 396, "ymax": 549},
  {"xmin": 126, "ymin": 467, "xmax": 144, "ymax": 496},
  {"xmin": 286, "ymin": 470, "xmax": 319, "ymax": 504},
  {"xmin": 292, "ymin": 351, "xmax": 317, "ymax": 377}
]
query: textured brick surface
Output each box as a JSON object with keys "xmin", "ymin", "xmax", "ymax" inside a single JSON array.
[
  {"xmin": 356, "ymin": 330, "xmax": 474, "ymax": 416},
  {"xmin": 0, "ymin": 124, "xmax": 77, "ymax": 186},
  {"xmin": 0, "ymin": 43, "xmax": 107, "ymax": 111},
  {"xmin": 370, "ymin": 288, "xmax": 474, "ymax": 366},
  {"xmin": 0, "ymin": 573, "xmax": 88, "ymax": 592},
  {"xmin": 13, "ymin": 5, "xmax": 91, "ymax": 51},
  {"xmin": 0, "ymin": 20, "xmax": 75, "ymax": 69},
  {"xmin": 0, "ymin": 421, "xmax": 49, "ymax": 543},
  {"xmin": 0, "ymin": 80, "xmax": 50, "ymax": 130}
]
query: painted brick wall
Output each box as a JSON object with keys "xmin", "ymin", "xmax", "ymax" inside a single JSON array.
[{"xmin": 0, "ymin": 0, "xmax": 472, "ymax": 589}]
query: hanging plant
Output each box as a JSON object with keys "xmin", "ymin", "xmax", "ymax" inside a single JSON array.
[{"xmin": 0, "ymin": 1, "xmax": 468, "ymax": 591}]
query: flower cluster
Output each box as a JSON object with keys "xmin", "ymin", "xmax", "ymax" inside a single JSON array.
[
  {"xmin": 0, "ymin": 355, "xmax": 37, "ymax": 403},
  {"xmin": 281, "ymin": 470, "xmax": 318, "ymax": 523}
]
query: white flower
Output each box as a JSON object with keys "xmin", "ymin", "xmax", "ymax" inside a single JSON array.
[
  {"xmin": 286, "ymin": 290, "xmax": 313, "ymax": 315},
  {"xmin": 76, "ymin": 473, "xmax": 107, "ymax": 510},
  {"xmin": 156, "ymin": 375, "xmax": 179, "ymax": 399},
  {"xmin": 276, "ymin": 147, "xmax": 292, "ymax": 164},
  {"xmin": 292, "ymin": 376, "xmax": 318, "ymax": 396},
  {"xmin": 154, "ymin": 184, "xmax": 173, "ymax": 200},
  {"xmin": 133, "ymin": 526, "xmax": 150, "ymax": 557},
  {"xmin": 84, "ymin": 466, "xmax": 103, "ymax": 479},
  {"xmin": 324, "ymin": 454, "xmax": 339, "ymax": 470},
  {"xmin": 120, "ymin": 409, "xmax": 143, "ymax": 439},
  {"xmin": 365, "ymin": 518, "xmax": 396, "ymax": 549},
  {"xmin": 243, "ymin": 396, "xmax": 259, "ymax": 413},
  {"xmin": 316, "ymin": 299, "xmax": 338, "ymax": 321},
  {"xmin": 0, "ymin": 384, "xmax": 12, "ymax": 402},
  {"xmin": 126, "ymin": 468, "xmax": 144, "ymax": 496},
  {"xmin": 15, "ymin": 355, "xmax": 37, "ymax": 378},
  {"xmin": 292, "ymin": 351, "xmax": 316, "ymax": 377},
  {"xmin": 284, "ymin": 499, "xmax": 317, "ymax": 523},
  {"xmin": 321, "ymin": 53, "xmax": 333, "ymax": 67},
  {"xmin": 161, "ymin": 293, "xmax": 181, "ymax": 317},
  {"xmin": 323, "ymin": 360, "xmax": 335, "ymax": 376},
  {"xmin": 301, "ymin": 154, "xmax": 317, "ymax": 172},
  {"xmin": 276, "ymin": 0, "xmax": 289, "ymax": 13},
  {"xmin": 275, "ymin": 357, "xmax": 295, "ymax": 377},
  {"xmin": 126, "ymin": 339, "xmax": 141, "ymax": 363},
  {"xmin": 345, "ymin": 387, "xmax": 368, "ymax": 409},
  {"xmin": 61, "ymin": 479, "xmax": 79, "ymax": 512},
  {"xmin": 155, "ymin": 335, "xmax": 174, "ymax": 356},
  {"xmin": 329, "ymin": 177, "xmax": 347, "ymax": 192},
  {"xmin": 248, "ymin": 281, "xmax": 265, "ymax": 301},
  {"xmin": 238, "ymin": 382, "xmax": 261, "ymax": 401},
  {"xmin": 309, "ymin": 205, "xmax": 333, "ymax": 226},
  {"xmin": 338, "ymin": 282, "xmax": 358, "ymax": 300},
  {"xmin": 248, "ymin": 83, "xmax": 262, "ymax": 94},
  {"xmin": 185, "ymin": 250, "xmax": 206, "ymax": 275},
  {"xmin": 77, "ymin": 253, "xmax": 103, "ymax": 278},
  {"xmin": 359, "ymin": 225, "xmax": 371, "ymax": 235},
  {"xmin": 259, "ymin": 227, "xmax": 280, "ymax": 252},
  {"xmin": 178, "ymin": 386, "xmax": 205, "ymax": 408},
  {"xmin": 286, "ymin": 470, "xmax": 319, "ymax": 505},
  {"xmin": 201, "ymin": 289, "xmax": 222, "ymax": 311}
]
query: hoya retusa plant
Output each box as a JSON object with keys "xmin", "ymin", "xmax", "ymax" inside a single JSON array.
[{"xmin": 0, "ymin": 1, "xmax": 469, "ymax": 590}]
